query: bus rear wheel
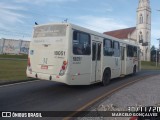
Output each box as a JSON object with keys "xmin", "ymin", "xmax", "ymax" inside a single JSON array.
[{"xmin": 102, "ymin": 69, "xmax": 111, "ymax": 86}]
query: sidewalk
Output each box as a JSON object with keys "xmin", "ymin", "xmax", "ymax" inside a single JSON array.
[{"xmin": 78, "ymin": 74, "xmax": 160, "ymax": 120}]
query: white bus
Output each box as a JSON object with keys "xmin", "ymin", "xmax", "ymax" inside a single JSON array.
[{"xmin": 26, "ymin": 23, "xmax": 140, "ymax": 85}]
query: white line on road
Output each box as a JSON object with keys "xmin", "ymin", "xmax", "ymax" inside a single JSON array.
[{"xmin": 0, "ymin": 80, "xmax": 41, "ymax": 88}]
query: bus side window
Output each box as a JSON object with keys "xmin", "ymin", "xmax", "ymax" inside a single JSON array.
[
  {"xmin": 127, "ymin": 45, "xmax": 134, "ymax": 57},
  {"xmin": 73, "ymin": 31, "xmax": 91, "ymax": 55},
  {"xmin": 133, "ymin": 47, "xmax": 137, "ymax": 57},
  {"xmin": 104, "ymin": 39, "xmax": 113, "ymax": 56},
  {"xmin": 73, "ymin": 31, "xmax": 80, "ymax": 54},
  {"xmin": 113, "ymin": 41, "xmax": 120, "ymax": 57},
  {"xmin": 97, "ymin": 43, "xmax": 101, "ymax": 60},
  {"xmin": 92, "ymin": 43, "xmax": 96, "ymax": 60},
  {"xmin": 73, "ymin": 31, "xmax": 78, "ymax": 40},
  {"xmin": 121, "ymin": 47, "xmax": 125, "ymax": 60}
]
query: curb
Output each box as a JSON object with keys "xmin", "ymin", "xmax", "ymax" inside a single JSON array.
[{"xmin": 0, "ymin": 78, "xmax": 37, "ymax": 86}]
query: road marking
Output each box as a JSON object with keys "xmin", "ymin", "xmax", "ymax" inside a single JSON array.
[
  {"xmin": 63, "ymin": 74, "xmax": 159, "ymax": 120},
  {"xmin": 0, "ymin": 80, "xmax": 40, "ymax": 88}
]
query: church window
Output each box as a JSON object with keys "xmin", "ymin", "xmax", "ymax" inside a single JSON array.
[
  {"xmin": 146, "ymin": 14, "xmax": 149, "ymax": 24},
  {"xmin": 139, "ymin": 32, "xmax": 143, "ymax": 40},
  {"xmin": 146, "ymin": 32, "xmax": 149, "ymax": 41},
  {"xmin": 139, "ymin": 14, "xmax": 143, "ymax": 24}
]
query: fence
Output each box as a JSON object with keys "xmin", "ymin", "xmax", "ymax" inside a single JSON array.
[{"xmin": 0, "ymin": 38, "xmax": 30, "ymax": 55}]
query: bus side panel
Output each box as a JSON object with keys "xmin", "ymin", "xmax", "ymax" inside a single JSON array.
[
  {"xmin": 102, "ymin": 57, "xmax": 121, "ymax": 79},
  {"xmin": 126, "ymin": 57, "xmax": 133, "ymax": 74},
  {"xmin": 69, "ymin": 29, "xmax": 91, "ymax": 85},
  {"xmin": 69, "ymin": 56, "xmax": 91, "ymax": 85}
]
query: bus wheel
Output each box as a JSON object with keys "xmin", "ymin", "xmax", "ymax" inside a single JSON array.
[
  {"xmin": 133, "ymin": 65, "xmax": 136, "ymax": 75},
  {"xmin": 102, "ymin": 69, "xmax": 111, "ymax": 86}
]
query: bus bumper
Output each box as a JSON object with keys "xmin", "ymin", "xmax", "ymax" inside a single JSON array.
[{"xmin": 26, "ymin": 71, "xmax": 70, "ymax": 84}]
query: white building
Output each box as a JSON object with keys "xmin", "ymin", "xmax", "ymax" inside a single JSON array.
[
  {"xmin": 0, "ymin": 38, "xmax": 30, "ymax": 54},
  {"xmin": 104, "ymin": 0, "xmax": 151, "ymax": 61}
]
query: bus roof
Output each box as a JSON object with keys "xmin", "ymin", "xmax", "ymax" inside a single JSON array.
[{"xmin": 34, "ymin": 22, "xmax": 139, "ymax": 47}]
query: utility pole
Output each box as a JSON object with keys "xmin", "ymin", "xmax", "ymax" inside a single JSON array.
[
  {"xmin": 156, "ymin": 48, "xmax": 157, "ymax": 67},
  {"xmin": 157, "ymin": 10, "xmax": 160, "ymax": 66},
  {"xmin": 157, "ymin": 38, "xmax": 160, "ymax": 66},
  {"xmin": 157, "ymin": 38, "xmax": 160, "ymax": 49}
]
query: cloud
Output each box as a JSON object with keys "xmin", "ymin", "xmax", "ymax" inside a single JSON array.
[
  {"xmin": 0, "ymin": 2, "xmax": 27, "ymax": 25},
  {"xmin": 0, "ymin": 2, "xmax": 29, "ymax": 39},
  {"xmin": 151, "ymin": 29, "xmax": 160, "ymax": 40},
  {"xmin": 151, "ymin": 29, "xmax": 160, "ymax": 48},
  {"xmin": 0, "ymin": 9, "xmax": 26, "ymax": 24},
  {"xmin": 0, "ymin": 2, "xmax": 26, "ymax": 10},
  {"xmin": 74, "ymin": 15, "xmax": 128, "ymax": 33},
  {"xmin": 77, "ymin": 2, "xmax": 113, "ymax": 13},
  {"xmin": 15, "ymin": 0, "xmax": 77, "ymax": 5}
]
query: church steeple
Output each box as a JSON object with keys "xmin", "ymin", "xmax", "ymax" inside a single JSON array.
[
  {"xmin": 137, "ymin": 0, "xmax": 151, "ymax": 61},
  {"xmin": 138, "ymin": 0, "xmax": 150, "ymax": 8}
]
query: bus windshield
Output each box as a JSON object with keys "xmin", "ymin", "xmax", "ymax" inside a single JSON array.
[{"xmin": 33, "ymin": 24, "xmax": 66, "ymax": 38}]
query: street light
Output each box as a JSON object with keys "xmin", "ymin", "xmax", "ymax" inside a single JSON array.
[
  {"xmin": 157, "ymin": 38, "xmax": 160, "ymax": 66},
  {"xmin": 157, "ymin": 38, "xmax": 160, "ymax": 49}
]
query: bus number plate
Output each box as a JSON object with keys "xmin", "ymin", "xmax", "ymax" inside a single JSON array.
[{"xmin": 41, "ymin": 65, "xmax": 48, "ymax": 69}]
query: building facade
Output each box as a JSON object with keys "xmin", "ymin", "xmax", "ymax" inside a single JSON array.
[
  {"xmin": 0, "ymin": 38, "xmax": 30, "ymax": 54},
  {"xmin": 104, "ymin": 0, "xmax": 151, "ymax": 61}
]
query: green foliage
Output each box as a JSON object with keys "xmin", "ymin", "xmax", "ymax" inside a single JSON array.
[
  {"xmin": 0, "ymin": 60, "xmax": 31, "ymax": 82},
  {"xmin": 141, "ymin": 61, "xmax": 160, "ymax": 70},
  {"xmin": 0, "ymin": 54, "xmax": 28, "ymax": 59},
  {"xmin": 150, "ymin": 45, "xmax": 160, "ymax": 62}
]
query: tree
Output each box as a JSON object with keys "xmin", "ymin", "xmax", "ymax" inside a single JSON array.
[
  {"xmin": 151, "ymin": 45, "xmax": 155, "ymax": 51},
  {"xmin": 150, "ymin": 45, "xmax": 159, "ymax": 62}
]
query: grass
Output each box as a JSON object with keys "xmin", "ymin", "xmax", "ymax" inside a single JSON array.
[
  {"xmin": 0, "ymin": 54, "xmax": 28, "ymax": 59},
  {"xmin": 0, "ymin": 59, "xmax": 33, "ymax": 84},
  {"xmin": 141, "ymin": 61, "xmax": 160, "ymax": 70}
]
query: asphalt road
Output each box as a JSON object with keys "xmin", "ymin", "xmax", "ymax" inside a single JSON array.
[{"xmin": 0, "ymin": 70, "xmax": 159, "ymax": 120}]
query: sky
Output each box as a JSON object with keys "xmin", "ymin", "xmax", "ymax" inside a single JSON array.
[{"xmin": 0, "ymin": 0, "xmax": 160, "ymax": 48}]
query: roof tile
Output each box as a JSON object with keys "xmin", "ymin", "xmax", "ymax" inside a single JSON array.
[{"xmin": 103, "ymin": 27, "xmax": 136, "ymax": 39}]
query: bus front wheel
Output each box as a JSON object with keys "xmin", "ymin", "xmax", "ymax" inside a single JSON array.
[{"xmin": 102, "ymin": 69, "xmax": 111, "ymax": 86}]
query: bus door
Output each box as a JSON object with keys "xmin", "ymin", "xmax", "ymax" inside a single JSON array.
[
  {"xmin": 92, "ymin": 41, "xmax": 102, "ymax": 82},
  {"xmin": 120, "ymin": 46, "xmax": 126, "ymax": 75}
]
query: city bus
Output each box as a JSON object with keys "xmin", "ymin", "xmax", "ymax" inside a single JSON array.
[{"xmin": 26, "ymin": 23, "xmax": 141, "ymax": 85}]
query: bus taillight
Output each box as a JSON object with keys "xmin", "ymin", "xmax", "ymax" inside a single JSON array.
[
  {"xmin": 62, "ymin": 60, "xmax": 67, "ymax": 70},
  {"xmin": 62, "ymin": 65, "xmax": 65, "ymax": 70},
  {"xmin": 63, "ymin": 61, "xmax": 67, "ymax": 65},
  {"xmin": 59, "ymin": 60, "xmax": 68, "ymax": 76}
]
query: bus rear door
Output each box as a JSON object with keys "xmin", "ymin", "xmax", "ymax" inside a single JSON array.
[
  {"xmin": 91, "ymin": 41, "xmax": 102, "ymax": 83},
  {"xmin": 120, "ymin": 45, "xmax": 126, "ymax": 75}
]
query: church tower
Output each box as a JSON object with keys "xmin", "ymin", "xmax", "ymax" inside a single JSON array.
[{"xmin": 137, "ymin": 0, "xmax": 151, "ymax": 61}]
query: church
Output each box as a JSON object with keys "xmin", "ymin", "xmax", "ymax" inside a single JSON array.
[{"xmin": 104, "ymin": 0, "xmax": 151, "ymax": 61}]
